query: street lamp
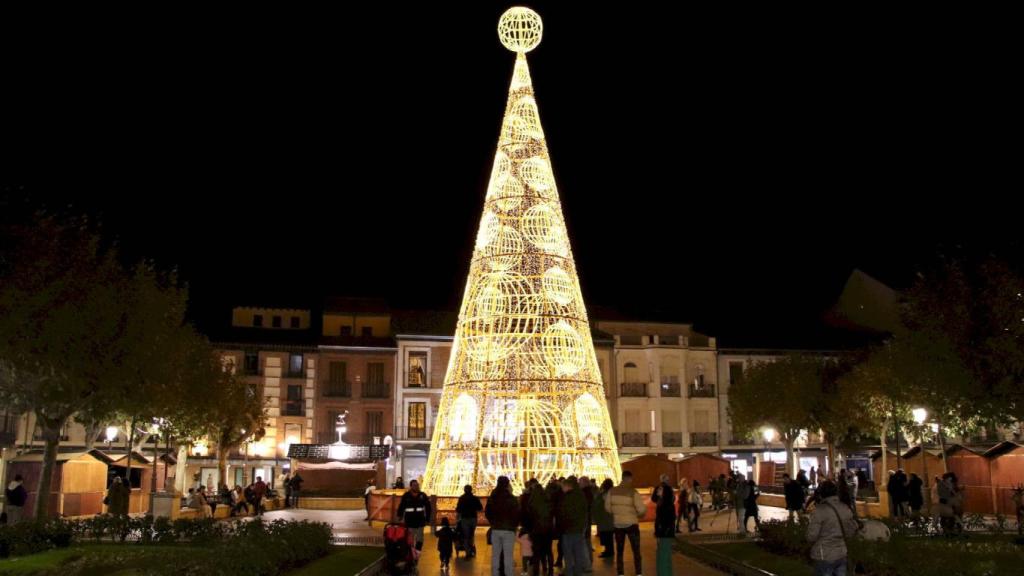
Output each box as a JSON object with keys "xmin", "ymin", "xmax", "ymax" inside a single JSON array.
[{"xmin": 105, "ymin": 426, "xmax": 119, "ymax": 448}]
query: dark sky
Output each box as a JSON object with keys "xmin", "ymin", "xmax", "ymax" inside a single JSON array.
[{"xmin": 4, "ymin": 3, "xmax": 1017, "ymax": 344}]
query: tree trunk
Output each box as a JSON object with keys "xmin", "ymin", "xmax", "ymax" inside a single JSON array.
[
  {"xmin": 34, "ymin": 419, "xmax": 63, "ymax": 519},
  {"xmin": 125, "ymin": 417, "xmax": 136, "ymax": 489},
  {"xmin": 936, "ymin": 419, "xmax": 949, "ymax": 473},
  {"xmin": 217, "ymin": 445, "xmax": 229, "ymax": 490},
  {"xmin": 825, "ymin": 432, "xmax": 836, "ymax": 479},
  {"xmin": 149, "ymin": 431, "xmax": 158, "ymax": 514},
  {"xmin": 784, "ymin": 437, "xmax": 797, "ymax": 478},
  {"xmin": 83, "ymin": 421, "xmax": 102, "ymax": 450}
]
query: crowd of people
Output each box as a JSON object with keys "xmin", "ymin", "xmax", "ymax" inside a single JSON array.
[{"xmin": 396, "ymin": 472, "xmax": 656, "ymax": 576}]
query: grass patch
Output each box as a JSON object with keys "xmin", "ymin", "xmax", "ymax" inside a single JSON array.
[
  {"xmin": 711, "ymin": 541, "xmax": 812, "ymax": 575},
  {"xmin": 286, "ymin": 547, "xmax": 383, "ymax": 575},
  {"xmin": 0, "ymin": 544, "xmax": 179, "ymax": 574}
]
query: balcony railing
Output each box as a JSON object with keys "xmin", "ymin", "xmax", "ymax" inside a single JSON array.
[
  {"xmin": 662, "ymin": 432, "xmax": 683, "ymax": 447},
  {"xmin": 396, "ymin": 426, "xmax": 433, "ymax": 440},
  {"xmin": 620, "ymin": 382, "xmax": 647, "ymax": 397},
  {"xmin": 659, "ymin": 379, "xmax": 681, "ymax": 397},
  {"xmin": 729, "ymin": 437, "xmax": 756, "ymax": 446},
  {"xmin": 362, "ymin": 382, "xmax": 390, "ymax": 399},
  {"xmin": 282, "ymin": 401, "xmax": 305, "ymax": 416},
  {"xmin": 688, "ymin": 383, "xmax": 716, "ymax": 398},
  {"xmin": 621, "ymin": 432, "xmax": 648, "ymax": 447},
  {"xmin": 284, "ymin": 369, "xmax": 305, "ymax": 379},
  {"xmin": 323, "ymin": 380, "xmax": 352, "ymax": 398},
  {"xmin": 317, "ymin": 431, "xmax": 391, "ymax": 445},
  {"xmin": 690, "ymin": 432, "xmax": 718, "ymax": 447}
]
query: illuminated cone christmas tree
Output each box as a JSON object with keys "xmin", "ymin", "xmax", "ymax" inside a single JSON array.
[{"xmin": 422, "ymin": 7, "xmax": 621, "ymax": 496}]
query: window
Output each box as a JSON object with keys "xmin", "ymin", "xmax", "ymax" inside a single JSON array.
[
  {"xmin": 623, "ymin": 362, "xmax": 638, "ymax": 382},
  {"xmin": 693, "ymin": 364, "xmax": 705, "ymax": 387},
  {"xmin": 362, "ymin": 326, "xmax": 373, "ymax": 337},
  {"xmin": 408, "ymin": 352, "xmax": 427, "ymax": 387},
  {"xmin": 290, "ymin": 316, "xmax": 300, "ymax": 329},
  {"xmin": 326, "ymin": 362, "xmax": 349, "ymax": 397},
  {"xmin": 408, "ymin": 403, "xmax": 427, "ymax": 438},
  {"xmin": 729, "ymin": 361, "xmax": 744, "ymax": 385},
  {"xmin": 366, "ymin": 411, "xmax": 384, "ymax": 437},
  {"xmin": 289, "ymin": 354, "xmax": 303, "ymax": 377},
  {"xmin": 253, "ymin": 314, "xmax": 264, "ymax": 327},
  {"xmin": 244, "ymin": 352, "xmax": 259, "ymax": 375},
  {"xmin": 284, "ymin": 385, "xmax": 303, "ymax": 415},
  {"xmin": 272, "ymin": 315, "xmax": 282, "ymax": 328},
  {"xmin": 365, "ymin": 362, "xmax": 387, "ymax": 397},
  {"xmin": 340, "ymin": 326, "xmax": 353, "ymax": 336}
]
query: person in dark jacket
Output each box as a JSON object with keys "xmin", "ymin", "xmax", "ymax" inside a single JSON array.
[
  {"xmin": 397, "ymin": 479, "xmax": 432, "ymax": 551},
  {"xmin": 579, "ymin": 476, "xmax": 596, "ymax": 560},
  {"xmin": 526, "ymin": 479, "xmax": 554, "ymax": 576},
  {"xmin": 485, "ymin": 476, "xmax": 520, "ymax": 576},
  {"xmin": 907, "ymin": 473, "xmax": 924, "ymax": 515},
  {"xmin": 592, "ymin": 478, "xmax": 615, "ymax": 558},
  {"xmin": 744, "ymin": 482, "xmax": 761, "ymax": 532},
  {"xmin": 4, "ymin": 474, "xmax": 28, "ymax": 524},
  {"xmin": 651, "ymin": 474, "xmax": 676, "ymax": 576},
  {"xmin": 557, "ymin": 477, "xmax": 590, "ymax": 576},
  {"xmin": 546, "ymin": 478, "xmax": 564, "ymax": 570},
  {"xmin": 436, "ymin": 516, "xmax": 455, "ymax": 570},
  {"xmin": 784, "ymin": 474, "xmax": 805, "ymax": 520},
  {"xmin": 456, "ymin": 484, "xmax": 483, "ymax": 558}
]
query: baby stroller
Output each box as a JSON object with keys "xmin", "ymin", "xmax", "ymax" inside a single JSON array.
[
  {"xmin": 384, "ymin": 522, "xmax": 419, "ymax": 575},
  {"xmin": 452, "ymin": 521, "xmax": 466, "ymax": 559}
]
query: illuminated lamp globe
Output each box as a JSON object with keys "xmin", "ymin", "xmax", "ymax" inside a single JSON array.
[{"xmin": 498, "ymin": 7, "xmax": 543, "ymax": 53}]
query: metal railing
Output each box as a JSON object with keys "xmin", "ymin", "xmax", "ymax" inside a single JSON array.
[
  {"xmin": 395, "ymin": 426, "xmax": 433, "ymax": 440},
  {"xmin": 660, "ymin": 379, "xmax": 681, "ymax": 397},
  {"xmin": 688, "ymin": 383, "xmax": 716, "ymax": 398},
  {"xmin": 621, "ymin": 432, "xmax": 648, "ymax": 447},
  {"xmin": 362, "ymin": 383, "xmax": 390, "ymax": 398},
  {"xmin": 690, "ymin": 432, "xmax": 718, "ymax": 447},
  {"xmin": 662, "ymin": 432, "xmax": 683, "ymax": 447},
  {"xmin": 324, "ymin": 381, "xmax": 352, "ymax": 397},
  {"xmin": 620, "ymin": 382, "xmax": 647, "ymax": 397}
]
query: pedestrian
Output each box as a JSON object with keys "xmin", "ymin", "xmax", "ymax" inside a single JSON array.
[
  {"xmin": 252, "ymin": 476, "xmax": 267, "ymax": 516},
  {"xmin": 288, "ymin": 472, "xmax": 303, "ymax": 508},
  {"xmin": 652, "ymin": 474, "xmax": 676, "ymax": 576},
  {"xmin": 517, "ymin": 528, "xmax": 533, "ymax": 575},
  {"xmin": 526, "ymin": 478, "xmax": 553, "ymax": 576},
  {"xmin": 282, "ymin": 472, "xmax": 292, "ymax": 508},
  {"xmin": 397, "ymin": 479, "xmax": 432, "ymax": 552},
  {"xmin": 364, "ymin": 479, "xmax": 376, "ymax": 520},
  {"xmin": 907, "ymin": 473, "xmax": 924, "ymax": 516},
  {"xmin": 393, "ymin": 476, "xmax": 404, "ymax": 489},
  {"xmin": 604, "ymin": 470, "xmax": 646, "ymax": 576},
  {"xmin": 784, "ymin": 473, "xmax": 804, "ymax": 520},
  {"xmin": 485, "ymin": 476, "xmax": 520, "ymax": 576},
  {"xmin": 807, "ymin": 480, "xmax": 860, "ymax": 576},
  {"xmin": 107, "ymin": 476, "xmax": 130, "ymax": 517},
  {"xmin": 557, "ymin": 476, "xmax": 589, "ymax": 576},
  {"xmin": 3, "ymin": 474, "xmax": 27, "ymax": 524},
  {"xmin": 675, "ymin": 478, "xmax": 689, "ymax": 533},
  {"xmin": 688, "ymin": 480, "xmax": 703, "ymax": 532},
  {"xmin": 732, "ymin": 474, "xmax": 751, "ymax": 535},
  {"xmin": 437, "ymin": 516, "xmax": 455, "ymax": 571},
  {"xmin": 809, "ymin": 466, "xmax": 818, "ymax": 488},
  {"xmin": 592, "ymin": 478, "xmax": 614, "ymax": 558},
  {"xmin": 456, "ymin": 484, "xmax": 483, "ymax": 558},
  {"xmin": 744, "ymin": 482, "xmax": 761, "ymax": 532}
]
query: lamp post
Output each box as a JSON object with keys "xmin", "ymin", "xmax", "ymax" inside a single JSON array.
[
  {"xmin": 913, "ymin": 408, "xmax": 929, "ymax": 514},
  {"xmin": 762, "ymin": 428, "xmax": 776, "ymax": 483}
]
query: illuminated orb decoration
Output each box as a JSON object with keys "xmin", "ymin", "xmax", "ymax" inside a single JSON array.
[
  {"xmin": 422, "ymin": 9, "xmax": 621, "ymax": 496},
  {"xmin": 498, "ymin": 7, "xmax": 543, "ymax": 53}
]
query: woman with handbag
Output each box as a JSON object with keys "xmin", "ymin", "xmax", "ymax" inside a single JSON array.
[{"xmin": 807, "ymin": 480, "xmax": 860, "ymax": 576}]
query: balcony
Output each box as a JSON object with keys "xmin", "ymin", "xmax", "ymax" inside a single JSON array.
[
  {"xmin": 282, "ymin": 400, "xmax": 305, "ymax": 417},
  {"xmin": 662, "ymin": 432, "xmax": 683, "ymax": 447},
  {"xmin": 323, "ymin": 380, "xmax": 352, "ymax": 398},
  {"xmin": 318, "ymin": 431, "xmax": 391, "ymax": 445},
  {"xmin": 362, "ymin": 382, "xmax": 390, "ymax": 399},
  {"xmin": 620, "ymin": 432, "xmax": 648, "ymax": 447},
  {"xmin": 659, "ymin": 379, "xmax": 681, "ymax": 397},
  {"xmin": 396, "ymin": 426, "xmax": 433, "ymax": 441},
  {"xmin": 620, "ymin": 382, "xmax": 647, "ymax": 397},
  {"xmin": 688, "ymin": 383, "xmax": 716, "ymax": 398},
  {"xmin": 690, "ymin": 432, "xmax": 718, "ymax": 447}
]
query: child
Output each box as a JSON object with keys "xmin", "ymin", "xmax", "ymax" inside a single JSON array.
[
  {"xmin": 517, "ymin": 528, "xmax": 533, "ymax": 576},
  {"xmin": 436, "ymin": 516, "xmax": 455, "ymax": 571}
]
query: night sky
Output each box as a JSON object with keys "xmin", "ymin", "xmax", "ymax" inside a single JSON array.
[{"xmin": 3, "ymin": 3, "xmax": 1017, "ymax": 345}]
